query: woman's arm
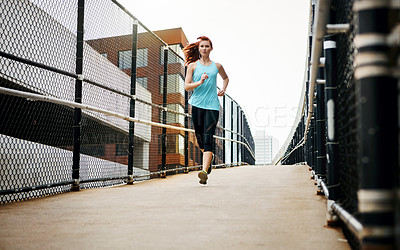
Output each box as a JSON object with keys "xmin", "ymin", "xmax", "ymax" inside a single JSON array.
[
  {"xmin": 216, "ymin": 63, "xmax": 229, "ymax": 96},
  {"xmin": 185, "ymin": 63, "xmax": 208, "ymax": 91}
]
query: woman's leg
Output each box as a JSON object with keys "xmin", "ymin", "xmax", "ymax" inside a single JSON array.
[
  {"xmin": 191, "ymin": 106, "xmax": 205, "ymax": 152},
  {"xmin": 192, "ymin": 106, "xmax": 208, "ymax": 184},
  {"xmin": 202, "ymin": 109, "xmax": 219, "ymax": 173}
]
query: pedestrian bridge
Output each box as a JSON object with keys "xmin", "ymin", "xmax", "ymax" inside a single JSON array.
[
  {"xmin": 1, "ymin": 0, "xmax": 399, "ymax": 249},
  {"xmin": 0, "ymin": 165, "xmax": 350, "ymax": 250}
]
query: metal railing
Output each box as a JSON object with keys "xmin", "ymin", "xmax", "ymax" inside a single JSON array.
[
  {"xmin": 0, "ymin": 0, "xmax": 255, "ymax": 203},
  {"xmin": 273, "ymin": 0, "xmax": 400, "ymax": 249}
]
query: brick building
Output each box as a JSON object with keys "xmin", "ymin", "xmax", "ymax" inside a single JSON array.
[{"xmin": 87, "ymin": 27, "xmax": 206, "ymax": 172}]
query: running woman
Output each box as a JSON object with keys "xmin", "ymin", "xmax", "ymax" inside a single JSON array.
[{"xmin": 183, "ymin": 36, "xmax": 229, "ymax": 185}]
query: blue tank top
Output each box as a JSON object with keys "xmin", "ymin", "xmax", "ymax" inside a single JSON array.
[{"xmin": 188, "ymin": 61, "xmax": 220, "ymax": 111}]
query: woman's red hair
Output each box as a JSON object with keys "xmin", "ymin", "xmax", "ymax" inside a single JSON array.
[{"xmin": 183, "ymin": 36, "xmax": 213, "ymax": 66}]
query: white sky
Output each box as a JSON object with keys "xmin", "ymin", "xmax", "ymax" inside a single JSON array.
[{"xmin": 118, "ymin": 0, "xmax": 310, "ymax": 148}]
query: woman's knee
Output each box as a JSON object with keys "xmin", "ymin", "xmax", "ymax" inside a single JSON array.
[{"xmin": 203, "ymin": 134, "xmax": 214, "ymax": 152}]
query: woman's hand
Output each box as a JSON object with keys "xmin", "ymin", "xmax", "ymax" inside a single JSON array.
[
  {"xmin": 218, "ymin": 89, "xmax": 226, "ymax": 96},
  {"xmin": 200, "ymin": 72, "xmax": 208, "ymax": 83}
]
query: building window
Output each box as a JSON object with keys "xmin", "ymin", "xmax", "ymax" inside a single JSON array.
[
  {"xmin": 118, "ymin": 48, "xmax": 148, "ymax": 69},
  {"xmin": 137, "ymin": 48, "xmax": 148, "ymax": 67},
  {"xmin": 118, "ymin": 50, "xmax": 131, "ymax": 69},
  {"xmin": 178, "ymin": 134, "xmax": 184, "ymax": 155},
  {"xmin": 81, "ymin": 144, "xmax": 105, "ymax": 157},
  {"xmin": 158, "ymin": 134, "xmax": 185, "ymax": 154},
  {"xmin": 159, "ymin": 104, "xmax": 184, "ymax": 125},
  {"xmin": 159, "ymin": 74, "xmax": 185, "ymax": 94},
  {"xmin": 137, "ymin": 77, "xmax": 148, "ymax": 89},
  {"xmin": 116, "ymin": 143, "xmax": 129, "ymax": 156},
  {"xmin": 160, "ymin": 44, "xmax": 183, "ymax": 64}
]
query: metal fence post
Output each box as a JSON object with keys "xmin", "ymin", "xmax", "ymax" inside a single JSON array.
[
  {"xmin": 127, "ymin": 19, "xmax": 138, "ymax": 184},
  {"xmin": 302, "ymin": 120, "xmax": 305, "ymax": 163},
  {"xmin": 301, "ymin": 118, "xmax": 305, "ymax": 162},
  {"xmin": 243, "ymin": 116, "xmax": 248, "ymax": 164},
  {"xmin": 184, "ymin": 66, "xmax": 189, "ymax": 173},
  {"xmin": 241, "ymin": 110, "xmax": 244, "ymax": 164},
  {"xmin": 72, "ymin": 0, "xmax": 85, "ymax": 191},
  {"xmin": 297, "ymin": 126, "xmax": 300, "ymax": 163},
  {"xmin": 312, "ymin": 113, "xmax": 317, "ymax": 177},
  {"xmin": 354, "ymin": 2, "xmax": 398, "ymax": 248},
  {"xmin": 324, "ymin": 34, "xmax": 340, "ymax": 224},
  {"xmin": 161, "ymin": 46, "xmax": 168, "ymax": 177},
  {"xmin": 222, "ymin": 95, "xmax": 226, "ymax": 165},
  {"xmin": 315, "ymin": 59, "xmax": 326, "ymax": 194},
  {"xmin": 293, "ymin": 127, "xmax": 300, "ymax": 163},
  {"xmin": 236, "ymin": 105, "xmax": 240, "ymax": 164},
  {"xmin": 230, "ymin": 99, "xmax": 234, "ymax": 165}
]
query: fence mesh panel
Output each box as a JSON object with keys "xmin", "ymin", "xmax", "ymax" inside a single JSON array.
[
  {"xmin": 0, "ymin": 0, "xmax": 255, "ymax": 204},
  {"xmin": 278, "ymin": 0, "xmax": 399, "ymax": 248},
  {"xmin": 0, "ymin": 0, "xmax": 78, "ymax": 202},
  {"xmin": 81, "ymin": 0, "xmax": 134, "ymax": 188}
]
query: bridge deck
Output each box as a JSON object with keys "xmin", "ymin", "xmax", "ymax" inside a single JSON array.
[{"xmin": 0, "ymin": 165, "xmax": 350, "ymax": 250}]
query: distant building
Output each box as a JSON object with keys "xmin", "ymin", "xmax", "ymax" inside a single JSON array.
[{"xmin": 254, "ymin": 128, "xmax": 278, "ymax": 165}]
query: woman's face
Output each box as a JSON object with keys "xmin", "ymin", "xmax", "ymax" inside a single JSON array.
[{"xmin": 198, "ymin": 40, "xmax": 212, "ymax": 57}]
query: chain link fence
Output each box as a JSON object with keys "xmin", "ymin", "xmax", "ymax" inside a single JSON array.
[
  {"xmin": 0, "ymin": 0, "xmax": 255, "ymax": 204},
  {"xmin": 274, "ymin": 0, "xmax": 399, "ymax": 249}
]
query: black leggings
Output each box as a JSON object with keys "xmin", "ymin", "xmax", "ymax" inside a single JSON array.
[{"xmin": 191, "ymin": 106, "xmax": 219, "ymax": 152}]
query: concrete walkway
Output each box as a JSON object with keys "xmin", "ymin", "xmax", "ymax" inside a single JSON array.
[{"xmin": 0, "ymin": 165, "xmax": 350, "ymax": 250}]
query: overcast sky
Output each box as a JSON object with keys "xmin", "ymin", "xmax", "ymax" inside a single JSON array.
[{"xmin": 118, "ymin": 0, "xmax": 311, "ymax": 148}]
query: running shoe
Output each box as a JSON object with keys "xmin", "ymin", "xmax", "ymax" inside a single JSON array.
[
  {"xmin": 207, "ymin": 154, "xmax": 214, "ymax": 174},
  {"xmin": 198, "ymin": 170, "xmax": 208, "ymax": 185}
]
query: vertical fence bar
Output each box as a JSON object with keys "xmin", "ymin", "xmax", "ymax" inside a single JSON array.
[
  {"xmin": 72, "ymin": 0, "xmax": 85, "ymax": 191},
  {"xmin": 312, "ymin": 113, "xmax": 317, "ymax": 176},
  {"xmin": 309, "ymin": 127, "xmax": 314, "ymax": 170},
  {"xmin": 306, "ymin": 126, "xmax": 310, "ymax": 167},
  {"xmin": 222, "ymin": 95, "xmax": 226, "ymax": 164},
  {"xmin": 316, "ymin": 60, "xmax": 326, "ymax": 194},
  {"xmin": 238, "ymin": 108, "xmax": 241, "ymax": 163},
  {"xmin": 307, "ymin": 27, "xmax": 313, "ymax": 170},
  {"xmin": 127, "ymin": 19, "xmax": 138, "ymax": 184},
  {"xmin": 243, "ymin": 117, "xmax": 246, "ymax": 164},
  {"xmin": 354, "ymin": 2, "xmax": 397, "ymax": 248},
  {"xmin": 397, "ymin": 12, "xmax": 400, "ymax": 249},
  {"xmin": 240, "ymin": 105, "xmax": 242, "ymax": 164},
  {"xmin": 236, "ymin": 105, "xmax": 240, "ymax": 164},
  {"xmin": 241, "ymin": 110, "xmax": 244, "ymax": 163},
  {"xmin": 296, "ymin": 126, "xmax": 299, "ymax": 162},
  {"xmin": 302, "ymin": 119, "xmax": 305, "ymax": 163},
  {"xmin": 293, "ymin": 128, "xmax": 297, "ymax": 163},
  {"xmin": 301, "ymin": 119, "xmax": 305, "ymax": 162},
  {"xmin": 161, "ymin": 46, "xmax": 168, "ymax": 176},
  {"xmin": 244, "ymin": 117, "xmax": 248, "ymax": 164},
  {"xmin": 296, "ymin": 125, "xmax": 302, "ymax": 163},
  {"xmin": 324, "ymin": 34, "xmax": 340, "ymax": 224},
  {"xmin": 230, "ymin": 99, "xmax": 234, "ymax": 164},
  {"xmin": 184, "ymin": 66, "xmax": 189, "ymax": 172}
]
